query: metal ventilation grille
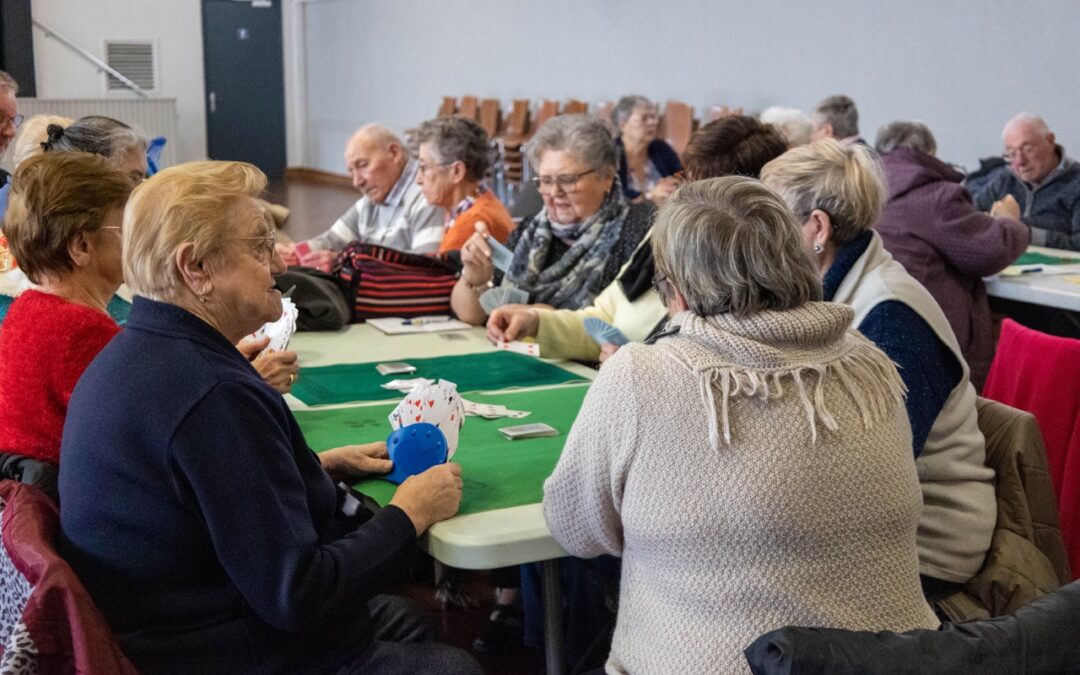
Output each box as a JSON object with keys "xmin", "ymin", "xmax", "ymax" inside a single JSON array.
[{"xmin": 105, "ymin": 41, "xmax": 155, "ymax": 91}]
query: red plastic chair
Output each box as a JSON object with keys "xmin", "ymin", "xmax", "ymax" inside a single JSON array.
[
  {"xmin": 983, "ymin": 319, "xmax": 1080, "ymax": 579},
  {"xmin": 0, "ymin": 481, "xmax": 137, "ymax": 674}
]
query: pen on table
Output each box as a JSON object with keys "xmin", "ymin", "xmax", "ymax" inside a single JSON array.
[
  {"xmin": 1019, "ymin": 266, "xmax": 1043, "ymax": 275},
  {"xmin": 402, "ymin": 316, "xmax": 451, "ymax": 326}
]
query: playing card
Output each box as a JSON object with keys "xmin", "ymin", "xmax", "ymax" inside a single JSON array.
[
  {"xmin": 380, "ymin": 377, "xmax": 435, "ymax": 391},
  {"xmin": 250, "ymin": 297, "xmax": 298, "ymax": 354},
  {"xmin": 294, "ymin": 241, "xmax": 312, "ymax": 258},
  {"xmin": 503, "ymin": 287, "xmax": 529, "ymax": 305},
  {"xmin": 388, "ymin": 380, "xmax": 466, "ymax": 458},
  {"xmin": 478, "ymin": 287, "xmax": 503, "ymax": 315},
  {"xmin": 487, "ymin": 236, "xmax": 514, "ymax": 272},
  {"xmin": 583, "ymin": 317, "xmax": 630, "ymax": 347},
  {"xmin": 376, "ymin": 362, "xmax": 417, "ymax": 375},
  {"xmin": 496, "ymin": 340, "xmax": 541, "ymax": 357},
  {"xmin": 462, "ymin": 398, "xmax": 531, "ymax": 420}
]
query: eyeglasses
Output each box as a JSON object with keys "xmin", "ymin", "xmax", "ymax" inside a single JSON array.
[
  {"xmin": 1003, "ymin": 143, "xmax": 1040, "ymax": 162},
  {"xmin": 100, "ymin": 225, "xmax": 123, "ymax": 238},
  {"xmin": 0, "ymin": 113, "xmax": 23, "ymax": 130},
  {"xmin": 531, "ymin": 169, "xmax": 596, "ymax": 194},
  {"xmin": 233, "ymin": 233, "xmax": 277, "ymax": 262},
  {"xmin": 651, "ymin": 274, "xmax": 669, "ymax": 294}
]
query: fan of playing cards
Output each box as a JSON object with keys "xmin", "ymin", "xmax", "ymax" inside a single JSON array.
[
  {"xmin": 583, "ymin": 317, "xmax": 630, "ymax": 347},
  {"xmin": 250, "ymin": 297, "xmax": 299, "ymax": 353},
  {"xmin": 478, "ymin": 286, "xmax": 530, "ymax": 315},
  {"xmin": 388, "ymin": 379, "xmax": 465, "ymax": 459}
]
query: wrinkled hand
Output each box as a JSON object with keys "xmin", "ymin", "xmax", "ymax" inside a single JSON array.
[
  {"xmin": 299, "ymin": 248, "xmax": 336, "ymax": 274},
  {"xmin": 390, "ymin": 463, "xmax": 464, "ymax": 535},
  {"xmin": 460, "ymin": 223, "xmax": 495, "ymax": 287},
  {"xmin": 487, "ymin": 305, "xmax": 539, "ymax": 343},
  {"xmin": 319, "ymin": 442, "xmax": 392, "ymax": 481},
  {"xmin": 598, "ymin": 342, "xmax": 621, "ymax": 364},
  {"xmin": 276, "ymin": 242, "xmax": 300, "ymax": 267},
  {"xmin": 991, "ymin": 194, "xmax": 1021, "ymax": 220},
  {"xmin": 253, "ymin": 347, "xmax": 300, "ymax": 394}
]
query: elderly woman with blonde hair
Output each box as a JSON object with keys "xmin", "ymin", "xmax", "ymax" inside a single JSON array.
[
  {"xmin": 760, "ymin": 140, "xmax": 996, "ymax": 604},
  {"xmin": 543, "ymin": 176, "xmax": 938, "ymax": 673},
  {"xmin": 58, "ymin": 160, "xmax": 481, "ymax": 675}
]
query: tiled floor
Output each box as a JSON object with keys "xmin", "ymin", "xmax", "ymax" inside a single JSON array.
[{"xmin": 268, "ymin": 172, "xmax": 546, "ymax": 675}]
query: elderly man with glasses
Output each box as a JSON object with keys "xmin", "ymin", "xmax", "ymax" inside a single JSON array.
[
  {"xmin": 0, "ymin": 69, "xmax": 23, "ymax": 218},
  {"xmin": 276, "ymin": 124, "xmax": 444, "ymax": 272},
  {"xmin": 972, "ymin": 113, "xmax": 1080, "ymax": 251}
]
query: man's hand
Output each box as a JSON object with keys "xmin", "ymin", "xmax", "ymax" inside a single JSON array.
[
  {"xmin": 298, "ymin": 248, "xmax": 336, "ymax": 274},
  {"xmin": 390, "ymin": 463, "xmax": 464, "ymax": 536},
  {"xmin": 991, "ymin": 194, "xmax": 1021, "ymax": 220},
  {"xmin": 252, "ymin": 348, "xmax": 300, "ymax": 394},
  {"xmin": 319, "ymin": 442, "xmax": 393, "ymax": 481},
  {"xmin": 276, "ymin": 242, "xmax": 300, "ymax": 267},
  {"xmin": 486, "ymin": 305, "xmax": 539, "ymax": 343}
]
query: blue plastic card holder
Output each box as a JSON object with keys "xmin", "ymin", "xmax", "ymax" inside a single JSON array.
[{"xmin": 384, "ymin": 423, "xmax": 448, "ymax": 484}]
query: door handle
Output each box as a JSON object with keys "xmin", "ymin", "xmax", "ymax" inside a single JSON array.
[{"xmin": 209, "ymin": 91, "xmax": 217, "ymax": 114}]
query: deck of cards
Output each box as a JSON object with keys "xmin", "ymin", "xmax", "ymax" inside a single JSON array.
[
  {"xmin": 486, "ymin": 235, "xmax": 514, "ymax": 272},
  {"xmin": 478, "ymin": 286, "xmax": 530, "ymax": 315},
  {"xmin": 250, "ymin": 297, "xmax": 298, "ymax": 354},
  {"xmin": 583, "ymin": 317, "xmax": 630, "ymax": 347},
  {"xmin": 498, "ymin": 423, "xmax": 559, "ymax": 440},
  {"xmin": 462, "ymin": 398, "xmax": 530, "ymax": 420}
]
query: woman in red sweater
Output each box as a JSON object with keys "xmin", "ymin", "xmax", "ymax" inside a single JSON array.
[{"xmin": 0, "ymin": 152, "xmax": 138, "ymax": 496}]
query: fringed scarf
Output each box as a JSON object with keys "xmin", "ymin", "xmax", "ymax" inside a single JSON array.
[
  {"xmin": 660, "ymin": 303, "xmax": 907, "ymax": 450},
  {"xmin": 504, "ymin": 179, "xmax": 630, "ymax": 309}
]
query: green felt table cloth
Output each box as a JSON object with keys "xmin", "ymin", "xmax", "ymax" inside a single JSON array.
[
  {"xmin": 1015, "ymin": 251, "xmax": 1080, "ymax": 266},
  {"xmin": 294, "ymin": 384, "xmax": 591, "ymax": 516},
  {"xmin": 291, "ymin": 350, "xmax": 587, "ymax": 406}
]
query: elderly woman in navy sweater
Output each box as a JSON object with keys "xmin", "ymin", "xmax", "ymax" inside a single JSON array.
[
  {"xmin": 761, "ymin": 141, "xmax": 996, "ymax": 607},
  {"xmin": 612, "ymin": 95, "xmax": 682, "ymax": 204},
  {"xmin": 58, "ymin": 161, "xmax": 480, "ymax": 675}
]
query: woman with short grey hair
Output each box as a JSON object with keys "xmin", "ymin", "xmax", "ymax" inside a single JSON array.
[
  {"xmin": 451, "ymin": 114, "xmax": 651, "ymax": 325},
  {"xmin": 610, "ymin": 95, "xmax": 682, "ymax": 203},
  {"xmin": 543, "ymin": 176, "xmax": 939, "ymax": 672},
  {"xmin": 414, "ymin": 116, "xmax": 514, "ymax": 254},
  {"xmin": 873, "ymin": 121, "xmax": 1028, "ymax": 385}
]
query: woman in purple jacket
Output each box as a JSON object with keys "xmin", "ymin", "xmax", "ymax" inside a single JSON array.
[{"xmin": 875, "ymin": 121, "xmax": 1029, "ymax": 387}]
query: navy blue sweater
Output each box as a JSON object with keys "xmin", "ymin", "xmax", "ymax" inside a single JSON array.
[
  {"xmin": 823, "ymin": 232, "xmax": 962, "ymax": 457},
  {"xmin": 58, "ymin": 297, "xmax": 417, "ymax": 674},
  {"xmin": 616, "ymin": 138, "xmax": 683, "ymax": 200}
]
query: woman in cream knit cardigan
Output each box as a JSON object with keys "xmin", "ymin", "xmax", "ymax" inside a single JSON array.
[{"xmin": 543, "ymin": 177, "xmax": 938, "ymax": 674}]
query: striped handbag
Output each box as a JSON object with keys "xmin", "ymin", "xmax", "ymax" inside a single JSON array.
[{"xmin": 336, "ymin": 242, "xmax": 459, "ymax": 321}]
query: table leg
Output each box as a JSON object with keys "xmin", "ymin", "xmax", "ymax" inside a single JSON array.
[{"xmin": 541, "ymin": 558, "xmax": 565, "ymax": 675}]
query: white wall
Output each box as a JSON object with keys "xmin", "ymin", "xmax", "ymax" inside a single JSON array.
[
  {"xmin": 293, "ymin": 0, "xmax": 1080, "ymax": 173},
  {"xmin": 30, "ymin": 0, "xmax": 206, "ymax": 164}
]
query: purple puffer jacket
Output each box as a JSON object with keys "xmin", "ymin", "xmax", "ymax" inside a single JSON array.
[{"xmin": 877, "ymin": 147, "xmax": 1029, "ymax": 387}]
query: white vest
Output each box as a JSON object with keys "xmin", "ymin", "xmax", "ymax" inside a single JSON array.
[{"xmin": 833, "ymin": 232, "xmax": 995, "ymax": 582}]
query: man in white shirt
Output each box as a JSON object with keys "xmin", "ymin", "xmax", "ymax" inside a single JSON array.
[{"xmin": 279, "ymin": 125, "xmax": 444, "ymax": 270}]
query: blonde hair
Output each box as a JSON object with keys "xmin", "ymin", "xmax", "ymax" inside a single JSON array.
[
  {"xmin": 759, "ymin": 139, "xmax": 885, "ymax": 245},
  {"xmin": 652, "ymin": 176, "xmax": 821, "ymax": 318},
  {"xmin": 3, "ymin": 152, "xmax": 138, "ymax": 284},
  {"xmin": 11, "ymin": 115, "xmax": 74, "ymax": 168},
  {"xmin": 123, "ymin": 161, "xmax": 266, "ymax": 300}
]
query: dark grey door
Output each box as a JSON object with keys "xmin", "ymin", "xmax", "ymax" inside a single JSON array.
[{"xmin": 202, "ymin": 0, "xmax": 286, "ymax": 178}]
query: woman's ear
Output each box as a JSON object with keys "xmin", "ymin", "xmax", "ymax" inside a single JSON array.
[
  {"xmin": 174, "ymin": 242, "xmax": 213, "ymax": 299},
  {"xmin": 808, "ymin": 209, "xmax": 834, "ymax": 251},
  {"xmin": 66, "ymin": 231, "xmax": 96, "ymax": 269}
]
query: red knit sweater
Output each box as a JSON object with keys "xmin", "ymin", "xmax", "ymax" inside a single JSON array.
[{"xmin": 0, "ymin": 290, "xmax": 120, "ymax": 465}]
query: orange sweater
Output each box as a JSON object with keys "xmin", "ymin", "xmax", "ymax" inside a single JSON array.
[{"xmin": 438, "ymin": 190, "xmax": 515, "ymax": 254}]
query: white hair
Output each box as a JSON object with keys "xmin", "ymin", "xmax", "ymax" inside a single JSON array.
[
  {"xmin": 1003, "ymin": 113, "xmax": 1052, "ymax": 140},
  {"xmin": 759, "ymin": 106, "xmax": 813, "ymax": 147}
]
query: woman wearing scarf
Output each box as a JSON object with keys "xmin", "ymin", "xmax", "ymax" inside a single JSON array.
[
  {"xmin": 450, "ymin": 114, "xmax": 652, "ymax": 325},
  {"xmin": 486, "ymin": 115, "xmax": 789, "ymax": 363}
]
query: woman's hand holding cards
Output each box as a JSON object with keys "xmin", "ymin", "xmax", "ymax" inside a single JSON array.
[
  {"xmin": 486, "ymin": 305, "xmax": 540, "ymax": 343},
  {"xmin": 461, "ymin": 222, "xmax": 495, "ymax": 288}
]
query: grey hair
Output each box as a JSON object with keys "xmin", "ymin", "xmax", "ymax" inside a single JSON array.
[
  {"xmin": 813, "ymin": 95, "xmax": 859, "ymax": 139},
  {"xmin": 611, "ymin": 95, "xmax": 654, "ymax": 129},
  {"xmin": 415, "ymin": 116, "xmax": 490, "ymax": 181},
  {"xmin": 875, "ymin": 120, "xmax": 937, "ymax": 156},
  {"xmin": 0, "ymin": 69, "xmax": 17, "ymax": 94},
  {"xmin": 652, "ymin": 176, "xmax": 822, "ymax": 318},
  {"xmin": 1003, "ymin": 112, "xmax": 1052, "ymax": 140},
  {"xmin": 760, "ymin": 139, "xmax": 886, "ymax": 246},
  {"xmin": 42, "ymin": 115, "xmax": 147, "ymax": 164},
  {"xmin": 525, "ymin": 114, "xmax": 617, "ymax": 174},
  {"xmin": 759, "ymin": 106, "xmax": 813, "ymax": 147}
]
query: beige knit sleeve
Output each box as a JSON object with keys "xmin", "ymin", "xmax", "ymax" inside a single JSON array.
[{"xmin": 542, "ymin": 346, "xmax": 642, "ymax": 558}]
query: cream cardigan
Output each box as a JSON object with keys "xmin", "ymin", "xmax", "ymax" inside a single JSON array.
[{"xmin": 544, "ymin": 302, "xmax": 938, "ymax": 674}]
